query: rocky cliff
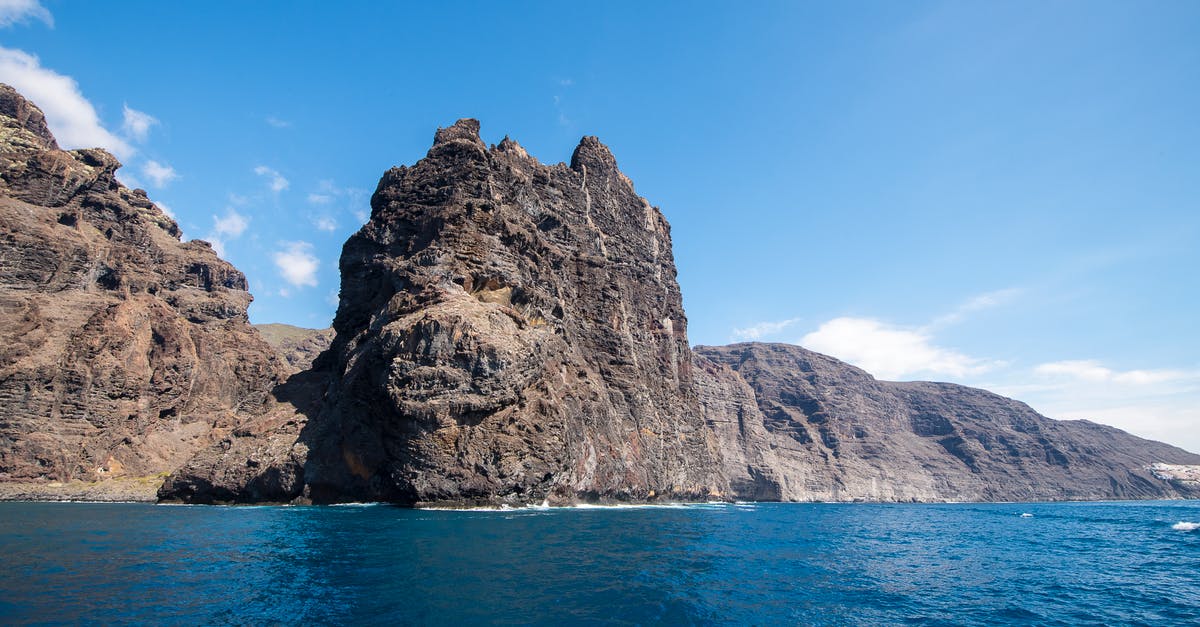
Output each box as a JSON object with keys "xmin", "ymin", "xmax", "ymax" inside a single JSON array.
[
  {"xmin": 696, "ymin": 343, "xmax": 1200, "ymax": 501},
  {"xmin": 0, "ymin": 84, "xmax": 291, "ymax": 498},
  {"xmin": 285, "ymin": 119, "xmax": 724, "ymax": 505},
  {"xmin": 5, "ymin": 81, "xmax": 1192, "ymax": 506}
]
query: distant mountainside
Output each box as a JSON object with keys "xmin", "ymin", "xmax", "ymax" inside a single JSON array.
[
  {"xmin": 696, "ymin": 343, "xmax": 1200, "ymax": 502},
  {"xmin": 1, "ymin": 84, "xmax": 1194, "ymax": 505},
  {"xmin": 254, "ymin": 324, "xmax": 335, "ymax": 372}
]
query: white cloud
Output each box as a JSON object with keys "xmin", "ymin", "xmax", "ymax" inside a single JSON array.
[
  {"xmin": 732, "ymin": 317, "xmax": 801, "ymax": 341},
  {"xmin": 990, "ymin": 362, "xmax": 1200, "ymax": 453},
  {"xmin": 265, "ymin": 116, "xmax": 291, "ymax": 128},
  {"xmin": 307, "ymin": 193, "xmax": 333, "ymax": 205},
  {"xmin": 353, "ymin": 209, "xmax": 369, "ymax": 223},
  {"xmin": 0, "ymin": 46, "xmax": 132, "ymax": 158},
  {"xmin": 212, "ymin": 209, "xmax": 248, "ymax": 238},
  {"xmin": 928, "ymin": 287, "xmax": 1022, "ymax": 329},
  {"xmin": 1034, "ymin": 360, "xmax": 1197, "ymax": 386},
  {"xmin": 155, "ymin": 202, "xmax": 177, "ymax": 220},
  {"xmin": 801, "ymin": 317, "xmax": 993, "ymax": 380},
  {"xmin": 273, "ymin": 241, "xmax": 319, "ymax": 288},
  {"xmin": 254, "ymin": 165, "xmax": 288, "ymax": 192},
  {"xmin": 121, "ymin": 105, "xmax": 158, "ymax": 142},
  {"xmin": 312, "ymin": 215, "xmax": 338, "ymax": 232},
  {"xmin": 141, "ymin": 159, "xmax": 178, "ymax": 188},
  {"xmin": 207, "ymin": 237, "xmax": 226, "ymax": 258},
  {"xmin": 0, "ymin": 0, "xmax": 52, "ymax": 28}
]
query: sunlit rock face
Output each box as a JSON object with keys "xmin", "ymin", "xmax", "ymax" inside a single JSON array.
[
  {"xmin": 0, "ymin": 84, "xmax": 291, "ymax": 488},
  {"xmin": 297, "ymin": 119, "xmax": 724, "ymax": 505},
  {"xmin": 697, "ymin": 342, "xmax": 1200, "ymax": 502}
]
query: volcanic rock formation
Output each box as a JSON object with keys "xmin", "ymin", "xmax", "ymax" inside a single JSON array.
[
  {"xmin": 696, "ymin": 343, "xmax": 1200, "ymax": 501},
  {"xmin": 288, "ymin": 119, "xmax": 724, "ymax": 505},
  {"xmin": 0, "ymin": 84, "xmax": 291, "ymax": 494},
  {"xmin": 4, "ymin": 81, "xmax": 1194, "ymax": 505}
]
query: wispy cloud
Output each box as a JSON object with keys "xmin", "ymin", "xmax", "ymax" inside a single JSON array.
[
  {"xmin": 1034, "ymin": 360, "xmax": 1198, "ymax": 386},
  {"xmin": 254, "ymin": 165, "xmax": 289, "ymax": 192},
  {"xmin": 0, "ymin": 46, "xmax": 132, "ymax": 158},
  {"xmin": 205, "ymin": 208, "xmax": 249, "ymax": 258},
  {"xmin": 801, "ymin": 317, "xmax": 994, "ymax": 380},
  {"xmin": 121, "ymin": 104, "xmax": 158, "ymax": 143},
  {"xmin": 273, "ymin": 241, "xmax": 319, "ymax": 288},
  {"xmin": 141, "ymin": 159, "xmax": 178, "ymax": 188},
  {"xmin": 306, "ymin": 179, "xmax": 368, "ymax": 224},
  {"xmin": 928, "ymin": 287, "xmax": 1022, "ymax": 329},
  {"xmin": 987, "ymin": 361, "xmax": 1200, "ymax": 452},
  {"xmin": 732, "ymin": 317, "xmax": 801, "ymax": 341},
  {"xmin": 0, "ymin": 0, "xmax": 52, "ymax": 28},
  {"xmin": 265, "ymin": 116, "xmax": 291, "ymax": 128},
  {"xmin": 212, "ymin": 209, "xmax": 248, "ymax": 238},
  {"xmin": 311, "ymin": 215, "xmax": 338, "ymax": 232}
]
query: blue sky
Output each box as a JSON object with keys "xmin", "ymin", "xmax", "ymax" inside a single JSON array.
[{"xmin": 2, "ymin": 1, "xmax": 1198, "ymax": 451}]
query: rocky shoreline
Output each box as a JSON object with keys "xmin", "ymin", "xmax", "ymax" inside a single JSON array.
[{"xmin": 3, "ymin": 85, "xmax": 1198, "ymax": 507}]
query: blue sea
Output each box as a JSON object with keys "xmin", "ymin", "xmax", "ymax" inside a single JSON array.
[{"xmin": 1, "ymin": 500, "xmax": 1197, "ymax": 625}]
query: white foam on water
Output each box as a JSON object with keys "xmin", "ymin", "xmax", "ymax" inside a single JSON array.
[
  {"xmin": 1020, "ymin": 513, "xmax": 1034, "ymax": 518},
  {"xmin": 1172, "ymin": 521, "xmax": 1198, "ymax": 531}
]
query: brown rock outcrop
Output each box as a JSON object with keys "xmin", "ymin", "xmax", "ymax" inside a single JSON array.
[
  {"xmin": 0, "ymin": 84, "xmax": 291, "ymax": 492},
  {"xmin": 696, "ymin": 343, "xmax": 1200, "ymax": 501},
  {"xmin": 284, "ymin": 119, "xmax": 725, "ymax": 505}
]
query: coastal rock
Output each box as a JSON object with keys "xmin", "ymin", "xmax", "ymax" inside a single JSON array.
[
  {"xmin": 697, "ymin": 343, "xmax": 1200, "ymax": 501},
  {"xmin": 0, "ymin": 84, "xmax": 291, "ymax": 491},
  {"xmin": 293, "ymin": 119, "xmax": 725, "ymax": 505}
]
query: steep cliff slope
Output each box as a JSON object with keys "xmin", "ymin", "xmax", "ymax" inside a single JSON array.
[
  {"xmin": 696, "ymin": 343, "xmax": 1200, "ymax": 501},
  {"xmin": 0, "ymin": 85, "xmax": 291, "ymax": 497},
  {"xmin": 288, "ymin": 120, "xmax": 724, "ymax": 505}
]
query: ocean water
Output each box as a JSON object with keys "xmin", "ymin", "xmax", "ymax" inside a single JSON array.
[{"xmin": 1, "ymin": 501, "xmax": 1197, "ymax": 625}]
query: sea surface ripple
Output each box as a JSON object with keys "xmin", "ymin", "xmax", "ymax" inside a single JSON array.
[{"xmin": 1, "ymin": 500, "xmax": 1197, "ymax": 625}]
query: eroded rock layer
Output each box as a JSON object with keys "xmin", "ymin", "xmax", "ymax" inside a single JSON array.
[
  {"xmin": 696, "ymin": 343, "xmax": 1200, "ymax": 501},
  {"xmin": 293, "ymin": 120, "xmax": 724, "ymax": 504},
  {"xmin": 0, "ymin": 84, "xmax": 291, "ymax": 492}
]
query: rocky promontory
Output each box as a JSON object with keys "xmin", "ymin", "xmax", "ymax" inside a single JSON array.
[
  {"xmin": 2, "ymin": 82, "xmax": 1195, "ymax": 506},
  {"xmin": 0, "ymin": 84, "xmax": 291, "ymax": 498}
]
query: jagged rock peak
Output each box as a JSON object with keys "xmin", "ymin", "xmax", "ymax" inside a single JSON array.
[
  {"xmin": 496, "ymin": 135, "xmax": 530, "ymax": 159},
  {"xmin": 0, "ymin": 83, "xmax": 58, "ymax": 150},
  {"xmin": 432, "ymin": 118, "xmax": 485, "ymax": 148},
  {"xmin": 570, "ymin": 135, "xmax": 617, "ymax": 172}
]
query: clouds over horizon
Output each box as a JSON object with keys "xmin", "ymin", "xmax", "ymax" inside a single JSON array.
[
  {"xmin": 780, "ymin": 288, "xmax": 1200, "ymax": 452},
  {"xmin": 801, "ymin": 316, "xmax": 994, "ymax": 380},
  {"xmin": 996, "ymin": 359, "xmax": 1200, "ymax": 452}
]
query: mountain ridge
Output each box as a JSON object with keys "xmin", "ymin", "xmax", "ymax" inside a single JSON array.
[{"xmin": 0, "ymin": 84, "xmax": 1195, "ymax": 505}]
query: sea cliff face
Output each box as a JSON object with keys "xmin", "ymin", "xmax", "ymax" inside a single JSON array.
[
  {"xmin": 292, "ymin": 120, "xmax": 724, "ymax": 505},
  {"xmin": 2, "ymin": 82, "xmax": 1194, "ymax": 506},
  {"xmin": 0, "ymin": 85, "xmax": 291, "ymax": 493},
  {"xmin": 696, "ymin": 343, "xmax": 1200, "ymax": 502}
]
